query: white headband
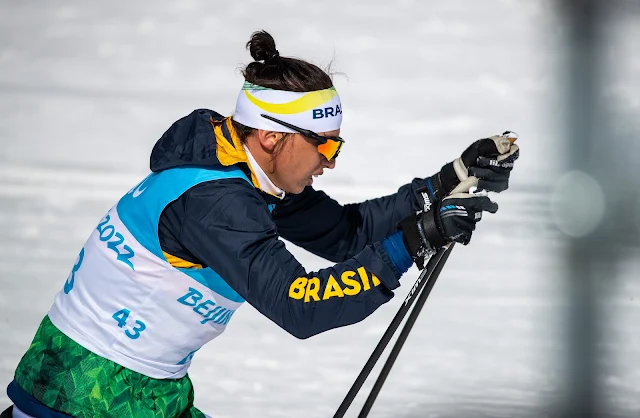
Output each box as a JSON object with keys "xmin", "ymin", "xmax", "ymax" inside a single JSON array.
[{"xmin": 232, "ymin": 82, "xmax": 342, "ymax": 133}]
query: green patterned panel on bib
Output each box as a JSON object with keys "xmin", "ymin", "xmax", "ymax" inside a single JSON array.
[{"xmin": 14, "ymin": 315, "xmax": 206, "ymax": 418}]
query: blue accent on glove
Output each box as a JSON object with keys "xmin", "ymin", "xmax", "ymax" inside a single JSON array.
[
  {"xmin": 427, "ymin": 177, "xmax": 435, "ymax": 199},
  {"xmin": 381, "ymin": 231, "xmax": 413, "ymax": 275}
]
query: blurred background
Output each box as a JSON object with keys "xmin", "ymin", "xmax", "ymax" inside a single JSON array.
[{"xmin": 0, "ymin": 0, "xmax": 638, "ymax": 417}]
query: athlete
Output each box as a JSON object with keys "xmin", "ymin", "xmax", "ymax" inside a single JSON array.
[{"xmin": 3, "ymin": 30, "xmax": 519, "ymax": 417}]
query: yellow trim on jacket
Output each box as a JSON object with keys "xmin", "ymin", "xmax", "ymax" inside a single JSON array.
[
  {"xmin": 163, "ymin": 252, "xmax": 203, "ymax": 269},
  {"xmin": 210, "ymin": 117, "xmax": 262, "ymax": 190}
]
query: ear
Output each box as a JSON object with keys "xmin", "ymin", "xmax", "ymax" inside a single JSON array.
[{"xmin": 256, "ymin": 130, "xmax": 283, "ymax": 153}]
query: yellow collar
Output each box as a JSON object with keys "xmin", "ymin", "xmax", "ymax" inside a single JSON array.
[{"xmin": 210, "ymin": 117, "xmax": 284, "ymax": 199}]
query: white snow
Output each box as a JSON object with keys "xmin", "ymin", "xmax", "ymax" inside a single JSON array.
[{"xmin": 0, "ymin": 1, "xmax": 638, "ymax": 417}]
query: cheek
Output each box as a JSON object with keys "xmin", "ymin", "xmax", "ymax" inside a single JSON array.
[
  {"xmin": 289, "ymin": 139, "xmax": 322, "ymax": 175},
  {"xmin": 304, "ymin": 141, "xmax": 323, "ymax": 168},
  {"xmin": 274, "ymin": 140, "xmax": 305, "ymax": 186}
]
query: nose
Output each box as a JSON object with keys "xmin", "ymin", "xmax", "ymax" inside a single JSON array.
[{"xmin": 323, "ymin": 157, "xmax": 336, "ymax": 169}]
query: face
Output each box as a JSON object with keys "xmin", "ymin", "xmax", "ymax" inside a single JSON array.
[{"xmin": 270, "ymin": 129, "xmax": 340, "ymax": 194}]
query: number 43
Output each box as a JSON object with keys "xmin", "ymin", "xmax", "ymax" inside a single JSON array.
[{"xmin": 112, "ymin": 309, "xmax": 147, "ymax": 340}]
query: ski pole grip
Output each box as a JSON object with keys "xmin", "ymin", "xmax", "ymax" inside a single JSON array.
[{"xmin": 502, "ymin": 131, "xmax": 519, "ymax": 144}]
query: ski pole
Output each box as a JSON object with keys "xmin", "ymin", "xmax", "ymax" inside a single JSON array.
[
  {"xmin": 358, "ymin": 243, "xmax": 455, "ymax": 417},
  {"xmin": 332, "ymin": 246, "xmax": 449, "ymax": 418},
  {"xmin": 357, "ymin": 131, "xmax": 519, "ymax": 417}
]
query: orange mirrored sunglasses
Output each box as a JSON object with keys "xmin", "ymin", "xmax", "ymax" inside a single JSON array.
[{"xmin": 260, "ymin": 114, "xmax": 344, "ymax": 161}]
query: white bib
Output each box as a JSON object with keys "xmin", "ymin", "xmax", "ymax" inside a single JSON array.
[{"xmin": 49, "ymin": 166, "xmax": 250, "ymax": 379}]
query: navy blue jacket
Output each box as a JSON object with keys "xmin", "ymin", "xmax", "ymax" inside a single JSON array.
[{"xmin": 154, "ymin": 109, "xmax": 430, "ymax": 338}]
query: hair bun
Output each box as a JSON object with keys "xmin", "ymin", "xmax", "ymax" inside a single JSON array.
[
  {"xmin": 265, "ymin": 49, "xmax": 280, "ymax": 62},
  {"xmin": 246, "ymin": 30, "xmax": 279, "ymax": 62},
  {"xmin": 240, "ymin": 29, "xmax": 334, "ymax": 93}
]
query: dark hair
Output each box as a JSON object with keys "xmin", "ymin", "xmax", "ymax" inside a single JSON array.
[{"xmin": 232, "ymin": 30, "xmax": 334, "ymax": 144}]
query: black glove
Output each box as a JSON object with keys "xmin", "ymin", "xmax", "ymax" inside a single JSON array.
[
  {"xmin": 469, "ymin": 141, "xmax": 519, "ymax": 193},
  {"xmin": 422, "ymin": 133, "xmax": 519, "ymax": 204},
  {"xmin": 399, "ymin": 192, "xmax": 499, "ymax": 268}
]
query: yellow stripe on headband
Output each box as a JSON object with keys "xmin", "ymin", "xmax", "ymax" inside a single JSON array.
[{"xmin": 244, "ymin": 88, "xmax": 337, "ymax": 115}]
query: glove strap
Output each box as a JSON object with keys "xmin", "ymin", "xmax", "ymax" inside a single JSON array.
[
  {"xmin": 420, "ymin": 208, "xmax": 449, "ymax": 249},
  {"xmin": 399, "ymin": 216, "xmax": 432, "ymax": 270},
  {"xmin": 399, "ymin": 212, "xmax": 423, "ymax": 259}
]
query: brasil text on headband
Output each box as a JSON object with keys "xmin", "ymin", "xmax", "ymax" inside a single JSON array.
[{"xmin": 232, "ymin": 81, "xmax": 343, "ymax": 134}]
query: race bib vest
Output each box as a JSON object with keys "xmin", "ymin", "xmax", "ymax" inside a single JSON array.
[{"xmin": 48, "ymin": 166, "xmax": 250, "ymax": 379}]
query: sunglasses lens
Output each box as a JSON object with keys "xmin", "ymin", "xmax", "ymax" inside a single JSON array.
[{"xmin": 317, "ymin": 139, "xmax": 343, "ymax": 161}]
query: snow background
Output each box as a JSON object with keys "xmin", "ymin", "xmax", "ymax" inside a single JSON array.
[{"xmin": 1, "ymin": 1, "xmax": 639, "ymax": 417}]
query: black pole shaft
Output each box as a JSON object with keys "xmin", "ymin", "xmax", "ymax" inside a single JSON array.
[
  {"xmin": 358, "ymin": 244, "xmax": 454, "ymax": 417},
  {"xmin": 332, "ymin": 246, "xmax": 449, "ymax": 418}
]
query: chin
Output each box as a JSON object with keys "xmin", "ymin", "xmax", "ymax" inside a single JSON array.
[{"xmin": 284, "ymin": 183, "xmax": 306, "ymax": 194}]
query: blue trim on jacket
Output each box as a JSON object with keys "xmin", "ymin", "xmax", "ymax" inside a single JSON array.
[
  {"xmin": 381, "ymin": 231, "xmax": 413, "ymax": 275},
  {"xmin": 117, "ymin": 166, "xmax": 250, "ymax": 303}
]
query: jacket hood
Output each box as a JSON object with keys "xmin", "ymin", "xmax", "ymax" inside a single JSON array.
[
  {"xmin": 150, "ymin": 109, "xmax": 228, "ymax": 173},
  {"xmin": 150, "ymin": 109, "xmax": 273, "ymax": 197}
]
